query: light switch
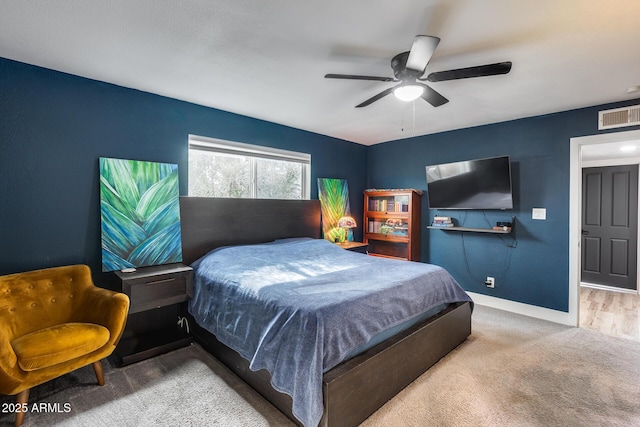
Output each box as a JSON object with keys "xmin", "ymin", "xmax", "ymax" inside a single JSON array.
[{"xmin": 532, "ymin": 208, "xmax": 546, "ymax": 220}]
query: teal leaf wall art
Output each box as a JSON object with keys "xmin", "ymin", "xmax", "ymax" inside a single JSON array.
[{"xmin": 99, "ymin": 157, "xmax": 183, "ymax": 271}]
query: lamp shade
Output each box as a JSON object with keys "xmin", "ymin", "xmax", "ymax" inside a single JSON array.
[
  {"xmin": 337, "ymin": 216, "xmax": 357, "ymax": 228},
  {"xmin": 393, "ymin": 84, "xmax": 424, "ymax": 102}
]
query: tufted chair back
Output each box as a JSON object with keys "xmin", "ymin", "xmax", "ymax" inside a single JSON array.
[{"xmin": 0, "ymin": 265, "xmax": 90, "ymax": 341}]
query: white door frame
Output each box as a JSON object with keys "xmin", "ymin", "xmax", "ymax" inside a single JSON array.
[{"xmin": 569, "ymin": 129, "xmax": 640, "ymax": 326}]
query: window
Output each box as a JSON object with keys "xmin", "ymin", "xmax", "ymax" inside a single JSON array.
[{"xmin": 188, "ymin": 135, "xmax": 311, "ymax": 199}]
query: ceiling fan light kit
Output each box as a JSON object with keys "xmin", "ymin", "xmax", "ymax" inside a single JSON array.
[
  {"xmin": 393, "ymin": 84, "xmax": 424, "ymax": 102},
  {"xmin": 325, "ymin": 35, "xmax": 512, "ymax": 108}
]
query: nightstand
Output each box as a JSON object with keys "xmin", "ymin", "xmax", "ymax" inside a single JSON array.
[
  {"xmin": 335, "ymin": 241, "xmax": 369, "ymax": 254},
  {"xmin": 115, "ymin": 263, "xmax": 193, "ymax": 365}
]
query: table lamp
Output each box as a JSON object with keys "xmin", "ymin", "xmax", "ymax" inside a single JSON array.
[{"xmin": 337, "ymin": 216, "xmax": 357, "ymax": 243}]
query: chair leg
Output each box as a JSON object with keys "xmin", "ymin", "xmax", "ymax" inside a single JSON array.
[
  {"xmin": 13, "ymin": 362, "xmax": 105, "ymax": 427},
  {"xmin": 14, "ymin": 388, "xmax": 29, "ymax": 427},
  {"xmin": 92, "ymin": 360, "xmax": 105, "ymax": 386}
]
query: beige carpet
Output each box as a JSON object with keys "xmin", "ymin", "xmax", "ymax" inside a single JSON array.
[
  {"xmin": 1, "ymin": 305, "xmax": 639, "ymax": 426},
  {"xmin": 363, "ymin": 305, "xmax": 640, "ymax": 427}
]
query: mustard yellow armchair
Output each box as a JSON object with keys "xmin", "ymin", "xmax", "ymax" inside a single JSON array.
[{"xmin": 0, "ymin": 265, "xmax": 129, "ymax": 426}]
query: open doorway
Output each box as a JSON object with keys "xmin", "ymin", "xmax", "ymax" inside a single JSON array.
[{"xmin": 570, "ymin": 129, "xmax": 640, "ymax": 341}]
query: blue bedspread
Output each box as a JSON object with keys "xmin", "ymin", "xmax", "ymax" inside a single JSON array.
[{"xmin": 188, "ymin": 238, "xmax": 472, "ymax": 427}]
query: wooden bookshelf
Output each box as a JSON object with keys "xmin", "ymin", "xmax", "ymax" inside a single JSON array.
[{"xmin": 363, "ymin": 189, "xmax": 422, "ymax": 261}]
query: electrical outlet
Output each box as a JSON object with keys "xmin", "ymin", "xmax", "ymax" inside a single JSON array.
[{"xmin": 485, "ymin": 276, "xmax": 495, "ymax": 288}]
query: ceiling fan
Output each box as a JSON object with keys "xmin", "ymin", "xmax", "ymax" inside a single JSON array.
[{"xmin": 325, "ymin": 35, "xmax": 512, "ymax": 108}]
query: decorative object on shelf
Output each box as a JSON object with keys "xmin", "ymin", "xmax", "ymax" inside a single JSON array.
[
  {"xmin": 381, "ymin": 218, "xmax": 409, "ymax": 235},
  {"xmin": 337, "ymin": 216, "xmax": 357, "ymax": 243},
  {"xmin": 493, "ymin": 221, "xmax": 512, "ymax": 232},
  {"xmin": 99, "ymin": 157, "xmax": 183, "ymax": 272},
  {"xmin": 318, "ymin": 178, "xmax": 353, "ymax": 243}
]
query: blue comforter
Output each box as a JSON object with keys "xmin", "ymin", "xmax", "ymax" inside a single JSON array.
[{"xmin": 188, "ymin": 238, "xmax": 472, "ymax": 427}]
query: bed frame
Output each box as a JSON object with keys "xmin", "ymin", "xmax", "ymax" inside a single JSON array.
[{"xmin": 179, "ymin": 196, "xmax": 472, "ymax": 427}]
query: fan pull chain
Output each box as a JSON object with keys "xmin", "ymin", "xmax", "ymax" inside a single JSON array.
[
  {"xmin": 400, "ymin": 101, "xmax": 417, "ymax": 135},
  {"xmin": 412, "ymin": 99, "xmax": 416, "ymax": 136}
]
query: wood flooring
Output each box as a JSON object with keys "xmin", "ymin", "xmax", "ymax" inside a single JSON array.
[{"xmin": 580, "ymin": 285, "xmax": 640, "ymax": 341}]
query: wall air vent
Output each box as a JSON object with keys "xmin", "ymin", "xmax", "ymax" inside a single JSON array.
[{"xmin": 598, "ymin": 105, "xmax": 640, "ymax": 130}]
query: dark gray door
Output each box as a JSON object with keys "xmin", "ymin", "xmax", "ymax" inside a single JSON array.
[{"xmin": 582, "ymin": 165, "xmax": 638, "ymax": 290}]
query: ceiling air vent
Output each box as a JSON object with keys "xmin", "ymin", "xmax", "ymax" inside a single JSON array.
[{"xmin": 598, "ymin": 105, "xmax": 640, "ymax": 130}]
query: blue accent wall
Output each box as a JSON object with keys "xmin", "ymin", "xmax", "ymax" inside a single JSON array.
[
  {"xmin": 3, "ymin": 55, "xmax": 640, "ymax": 312},
  {"xmin": 367, "ymin": 100, "xmax": 640, "ymax": 312},
  {"xmin": 0, "ymin": 58, "xmax": 366, "ymax": 283}
]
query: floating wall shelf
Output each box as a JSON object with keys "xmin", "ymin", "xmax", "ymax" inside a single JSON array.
[
  {"xmin": 428, "ymin": 216, "xmax": 515, "ymax": 235},
  {"xmin": 427, "ymin": 225, "xmax": 512, "ymax": 234}
]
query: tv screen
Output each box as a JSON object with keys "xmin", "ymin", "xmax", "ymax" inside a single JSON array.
[{"xmin": 425, "ymin": 156, "xmax": 513, "ymax": 210}]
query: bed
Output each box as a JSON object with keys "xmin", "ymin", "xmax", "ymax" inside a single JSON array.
[{"xmin": 179, "ymin": 197, "xmax": 473, "ymax": 427}]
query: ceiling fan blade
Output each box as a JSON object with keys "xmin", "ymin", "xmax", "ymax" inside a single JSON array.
[
  {"xmin": 424, "ymin": 61, "xmax": 512, "ymax": 82},
  {"xmin": 355, "ymin": 86, "xmax": 396, "ymax": 108},
  {"xmin": 405, "ymin": 35, "xmax": 440, "ymax": 72},
  {"xmin": 418, "ymin": 83, "xmax": 449, "ymax": 107},
  {"xmin": 325, "ymin": 73, "xmax": 396, "ymax": 82}
]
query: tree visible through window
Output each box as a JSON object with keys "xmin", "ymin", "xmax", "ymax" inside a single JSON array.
[
  {"xmin": 188, "ymin": 135, "xmax": 310, "ymax": 200},
  {"xmin": 256, "ymin": 157, "xmax": 303, "ymax": 199}
]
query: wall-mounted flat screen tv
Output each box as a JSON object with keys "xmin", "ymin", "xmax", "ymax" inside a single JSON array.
[{"xmin": 425, "ymin": 155, "xmax": 513, "ymax": 210}]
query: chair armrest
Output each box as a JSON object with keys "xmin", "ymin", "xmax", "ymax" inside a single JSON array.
[
  {"xmin": 0, "ymin": 331, "xmax": 22, "ymax": 394},
  {"xmin": 74, "ymin": 287, "xmax": 130, "ymax": 347}
]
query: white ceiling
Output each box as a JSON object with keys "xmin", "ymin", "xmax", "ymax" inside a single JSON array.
[{"xmin": 1, "ymin": 0, "xmax": 640, "ymax": 146}]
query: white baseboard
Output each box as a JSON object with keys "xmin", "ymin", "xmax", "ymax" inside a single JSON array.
[
  {"xmin": 580, "ymin": 282, "xmax": 638, "ymax": 294},
  {"xmin": 467, "ymin": 292, "xmax": 577, "ymax": 326}
]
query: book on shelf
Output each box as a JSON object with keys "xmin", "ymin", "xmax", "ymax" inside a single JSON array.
[
  {"xmin": 368, "ymin": 198, "xmax": 409, "ymax": 212},
  {"xmin": 387, "ymin": 201, "xmax": 395, "ymax": 212},
  {"xmin": 431, "ymin": 216, "xmax": 454, "ymax": 227}
]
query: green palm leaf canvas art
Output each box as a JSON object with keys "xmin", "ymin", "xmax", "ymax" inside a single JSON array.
[
  {"xmin": 318, "ymin": 178, "xmax": 352, "ymax": 242},
  {"xmin": 99, "ymin": 157, "xmax": 183, "ymax": 271}
]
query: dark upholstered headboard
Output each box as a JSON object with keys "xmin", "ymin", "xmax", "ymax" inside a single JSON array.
[{"xmin": 179, "ymin": 197, "xmax": 322, "ymax": 265}]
